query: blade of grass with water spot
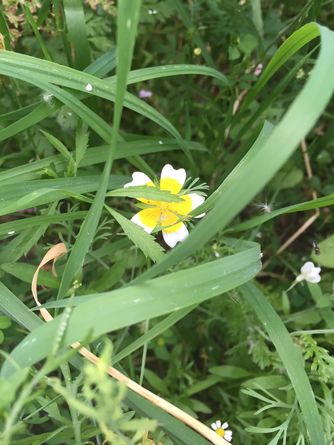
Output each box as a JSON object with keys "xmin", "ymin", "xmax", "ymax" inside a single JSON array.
[
  {"xmin": 56, "ymin": 1, "xmax": 142, "ymax": 299},
  {"xmin": 0, "ymin": 51, "xmax": 227, "ymax": 140},
  {"xmin": 0, "ymin": 51, "xmax": 116, "ymax": 142},
  {"xmin": 0, "ymin": 139, "xmax": 204, "ymax": 184},
  {"xmin": 1, "ymin": 241, "xmax": 261, "ymax": 374}
]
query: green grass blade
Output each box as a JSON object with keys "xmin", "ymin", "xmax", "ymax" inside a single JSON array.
[
  {"xmin": 241, "ymin": 282, "xmax": 325, "ymax": 445},
  {"xmin": 24, "ymin": 5, "xmax": 52, "ymax": 61},
  {"xmin": 0, "ymin": 176, "xmax": 125, "ymax": 216},
  {"xmin": 241, "ymin": 22, "xmax": 319, "ymax": 110},
  {"xmin": 107, "ymin": 186, "xmax": 184, "ymax": 202},
  {"xmin": 0, "ymin": 283, "xmax": 211, "ymax": 445},
  {"xmin": 62, "ymin": 0, "xmax": 91, "ymax": 69},
  {"xmin": 231, "ymin": 194, "xmax": 334, "ymax": 232},
  {"xmin": 0, "ymin": 5, "xmax": 11, "ymax": 50},
  {"xmin": 0, "ymin": 212, "xmax": 87, "ymax": 237},
  {"xmin": 56, "ymin": 1, "xmax": 142, "ymax": 299},
  {"xmin": 114, "ymin": 64, "xmax": 229, "ymax": 86},
  {"xmin": 106, "ymin": 207, "xmax": 165, "ymax": 263},
  {"xmin": 1, "ymin": 242, "xmax": 261, "ymax": 374},
  {"xmin": 134, "ymin": 23, "xmax": 334, "ymax": 282},
  {"xmin": 170, "ymin": 0, "xmax": 215, "ymax": 67},
  {"xmin": 0, "ymin": 139, "xmax": 204, "ymax": 184},
  {"xmin": 111, "ymin": 306, "xmax": 195, "ymax": 365},
  {"xmin": 0, "ymin": 52, "xmax": 226, "ymax": 140}
]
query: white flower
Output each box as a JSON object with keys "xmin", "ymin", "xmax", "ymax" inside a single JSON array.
[
  {"xmin": 254, "ymin": 63, "xmax": 263, "ymax": 76},
  {"xmin": 210, "ymin": 420, "xmax": 233, "ymax": 442},
  {"xmin": 123, "ymin": 164, "xmax": 206, "ymax": 248},
  {"xmin": 296, "ymin": 261, "xmax": 321, "ymax": 284},
  {"xmin": 85, "ymin": 83, "xmax": 93, "ymax": 92}
]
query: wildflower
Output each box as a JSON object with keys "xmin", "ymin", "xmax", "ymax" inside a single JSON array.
[
  {"xmin": 124, "ymin": 164, "xmax": 206, "ymax": 248},
  {"xmin": 139, "ymin": 89, "xmax": 153, "ymax": 99},
  {"xmin": 85, "ymin": 83, "xmax": 93, "ymax": 92},
  {"xmin": 296, "ymin": 68, "xmax": 305, "ymax": 79},
  {"xmin": 193, "ymin": 47, "xmax": 202, "ymax": 56},
  {"xmin": 42, "ymin": 92, "xmax": 53, "ymax": 104},
  {"xmin": 254, "ymin": 63, "xmax": 263, "ymax": 76},
  {"xmin": 211, "ymin": 420, "xmax": 233, "ymax": 442},
  {"xmin": 148, "ymin": 8, "xmax": 157, "ymax": 15},
  {"xmin": 296, "ymin": 261, "xmax": 321, "ymax": 284}
]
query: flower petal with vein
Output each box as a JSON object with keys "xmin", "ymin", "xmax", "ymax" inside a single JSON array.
[{"xmin": 123, "ymin": 164, "xmax": 206, "ymax": 248}]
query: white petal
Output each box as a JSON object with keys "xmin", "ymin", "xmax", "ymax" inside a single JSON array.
[
  {"xmin": 189, "ymin": 193, "xmax": 205, "ymax": 218},
  {"xmin": 307, "ymin": 274, "xmax": 321, "ymax": 283},
  {"xmin": 160, "ymin": 164, "xmax": 186, "ymax": 187},
  {"xmin": 215, "ymin": 420, "xmax": 221, "ymax": 428},
  {"xmin": 313, "ymin": 267, "xmax": 321, "ymax": 275},
  {"xmin": 222, "ymin": 422, "xmax": 228, "ymax": 429},
  {"xmin": 124, "ymin": 172, "xmax": 152, "ymax": 188},
  {"xmin": 131, "ymin": 213, "xmax": 154, "ymax": 234},
  {"xmin": 225, "ymin": 430, "xmax": 233, "ymax": 442},
  {"xmin": 211, "ymin": 422, "xmax": 218, "ymax": 430},
  {"xmin": 162, "ymin": 223, "xmax": 188, "ymax": 248},
  {"xmin": 300, "ymin": 261, "xmax": 315, "ymax": 274}
]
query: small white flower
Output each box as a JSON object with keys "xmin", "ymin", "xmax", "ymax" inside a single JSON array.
[
  {"xmin": 123, "ymin": 164, "xmax": 206, "ymax": 248},
  {"xmin": 85, "ymin": 83, "xmax": 93, "ymax": 92},
  {"xmin": 42, "ymin": 92, "xmax": 53, "ymax": 104},
  {"xmin": 296, "ymin": 261, "xmax": 321, "ymax": 284},
  {"xmin": 7, "ymin": 231, "xmax": 15, "ymax": 235},
  {"xmin": 254, "ymin": 63, "xmax": 263, "ymax": 76},
  {"xmin": 210, "ymin": 420, "xmax": 233, "ymax": 442}
]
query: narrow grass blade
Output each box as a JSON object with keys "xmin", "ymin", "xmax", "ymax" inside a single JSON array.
[
  {"xmin": 231, "ymin": 194, "xmax": 334, "ymax": 232},
  {"xmin": 241, "ymin": 282, "xmax": 325, "ymax": 445},
  {"xmin": 2, "ymin": 242, "xmax": 261, "ymax": 374},
  {"xmin": 112, "ymin": 306, "xmax": 195, "ymax": 365},
  {"xmin": 62, "ymin": 0, "xmax": 91, "ymax": 69},
  {"xmin": 0, "ymin": 283, "xmax": 211, "ymax": 445},
  {"xmin": 56, "ymin": 1, "xmax": 142, "ymax": 299},
  {"xmin": 106, "ymin": 207, "xmax": 165, "ymax": 263},
  {"xmin": 135, "ymin": 24, "xmax": 334, "ymax": 281}
]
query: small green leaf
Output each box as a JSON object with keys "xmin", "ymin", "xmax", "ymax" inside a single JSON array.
[
  {"xmin": 311, "ymin": 234, "xmax": 334, "ymax": 268},
  {"xmin": 107, "ymin": 206, "xmax": 165, "ymax": 263},
  {"xmin": 0, "ymin": 315, "xmax": 12, "ymax": 330},
  {"xmin": 107, "ymin": 186, "xmax": 184, "ymax": 202}
]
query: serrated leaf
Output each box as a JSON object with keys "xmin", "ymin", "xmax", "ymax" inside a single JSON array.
[{"xmin": 107, "ymin": 206, "xmax": 165, "ymax": 262}]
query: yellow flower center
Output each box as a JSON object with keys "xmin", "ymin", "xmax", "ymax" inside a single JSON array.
[
  {"xmin": 215, "ymin": 427, "xmax": 225, "ymax": 437},
  {"xmin": 138, "ymin": 178, "xmax": 192, "ymax": 233}
]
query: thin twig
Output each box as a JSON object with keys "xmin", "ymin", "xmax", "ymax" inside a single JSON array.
[
  {"xmin": 275, "ymin": 139, "xmax": 319, "ymax": 255},
  {"xmin": 31, "ymin": 244, "xmax": 229, "ymax": 445}
]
